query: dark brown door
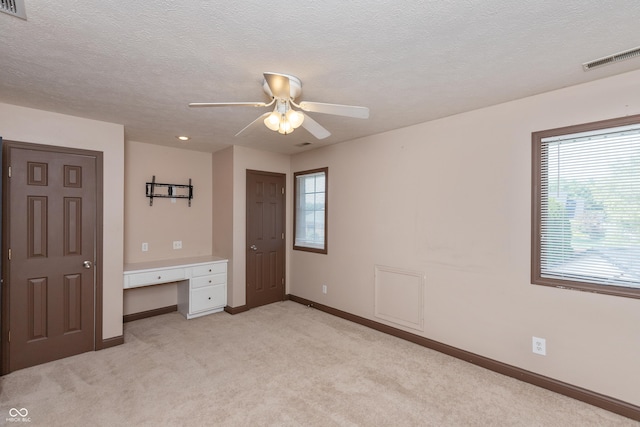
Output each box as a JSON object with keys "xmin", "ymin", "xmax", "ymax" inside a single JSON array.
[
  {"xmin": 5, "ymin": 144, "xmax": 97, "ymax": 371},
  {"xmin": 246, "ymin": 170, "xmax": 285, "ymax": 308}
]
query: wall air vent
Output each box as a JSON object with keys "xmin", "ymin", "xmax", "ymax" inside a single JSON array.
[
  {"xmin": 583, "ymin": 46, "xmax": 640, "ymax": 71},
  {"xmin": 0, "ymin": 0, "xmax": 26, "ymax": 19}
]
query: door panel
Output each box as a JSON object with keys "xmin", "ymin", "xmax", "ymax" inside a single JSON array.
[
  {"xmin": 64, "ymin": 197, "xmax": 83, "ymax": 255},
  {"xmin": 246, "ymin": 170, "xmax": 285, "ymax": 308},
  {"xmin": 63, "ymin": 273, "xmax": 82, "ymax": 332},
  {"xmin": 27, "ymin": 277, "xmax": 47, "ymax": 340},
  {"xmin": 28, "ymin": 196, "xmax": 48, "ymax": 257},
  {"xmin": 7, "ymin": 146, "xmax": 96, "ymax": 371}
]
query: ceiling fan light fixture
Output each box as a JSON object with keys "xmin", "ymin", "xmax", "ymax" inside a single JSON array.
[
  {"xmin": 263, "ymin": 100, "xmax": 301, "ymax": 134},
  {"xmin": 278, "ymin": 115, "xmax": 293, "ymax": 134},
  {"xmin": 264, "ymin": 111, "xmax": 281, "ymax": 131},
  {"xmin": 286, "ymin": 109, "xmax": 304, "ymax": 129}
]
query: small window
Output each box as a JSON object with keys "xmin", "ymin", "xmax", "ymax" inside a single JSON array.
[
  {"xmin": 532, "ymin": 115, "xmax": 640, "ymax": 298},
  {"xmin": 294, "ymin": 167, "xmax": 327, "ymax": 253}
]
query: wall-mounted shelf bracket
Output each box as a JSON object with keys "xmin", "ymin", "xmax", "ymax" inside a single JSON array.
[{"xmin": 145, "ymin": 175, "xmax": 193, "ymax": 206}]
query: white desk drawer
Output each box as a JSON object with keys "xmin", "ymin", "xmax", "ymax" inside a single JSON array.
[
  {"xmin": 192, "ymin": 262, "xmax": 226, "ymax": 278},
  {"xmin": 126, "ymin": 268, "xmax": 186, "ymax": 288},
  {"xmin": 191, "ymin": 274, "xmax": 226, "ymax": 289},
  {"xmin": 191, "ymin": 284, "xmax": 226, "ymax": 313}
]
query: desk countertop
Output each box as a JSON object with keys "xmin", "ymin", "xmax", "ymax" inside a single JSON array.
[{"xmin": 124, "ymin": 255, "xmax": 227, "ymax": 273}]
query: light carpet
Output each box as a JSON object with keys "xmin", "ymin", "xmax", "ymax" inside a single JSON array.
[{"xmin": 0, "ymin": 301, "xmax": 636, "ymax": 426}]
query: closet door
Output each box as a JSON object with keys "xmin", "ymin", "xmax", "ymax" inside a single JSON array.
[
  {"xmin": 4, "ymin": 142, "xmax": 100, "ymax": 372},
  {"xmin": 246, "ymin": 170, "xmax": 286, "ymax": 309}
]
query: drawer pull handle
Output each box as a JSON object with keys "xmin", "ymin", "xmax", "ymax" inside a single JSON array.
[
  {"xmin": 208, "ymin": 297, "xmax": 211, "ymax": 300},
  {"xmin": 208, "ymin": 269, "xmax": 212, "ymax": 272},
  {"xmin": 158, "ymin": 276, "xmax": 162, "ymax": 280},
  {"xmin": 209, "ymin": 280, "xmax": 212, "ymax": 283}
]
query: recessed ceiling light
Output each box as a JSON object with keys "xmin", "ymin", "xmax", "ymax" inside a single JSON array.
[{"xmin": 176, "ymin": 136, "xmax": 190, "ymax": 141}]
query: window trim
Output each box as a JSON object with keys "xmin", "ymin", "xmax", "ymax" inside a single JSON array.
[
  {"xmin": 293, "ymin": 167, "xmax": 328, "ymax": 254},
  {"xmin": 531, "ymin": 114, "xmax": 640, "ymax": 299}
]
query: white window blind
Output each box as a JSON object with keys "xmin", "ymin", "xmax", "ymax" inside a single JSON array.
[{"xmin": 540, "ymin": 124, "xmax": 640, "ymax": 288}]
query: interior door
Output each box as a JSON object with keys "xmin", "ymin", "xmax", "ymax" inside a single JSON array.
[
  {"xmin": 4, "ymin": 142, "xmax": 97, "ymax": 372},
  {"xmin": 246, "ymin": 170, "xmax": 286, "ymax": 308}
]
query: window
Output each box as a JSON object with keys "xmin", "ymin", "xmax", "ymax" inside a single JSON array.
[
  {"xmin": 294, "ymin": 167, "xmax": 327, "ymax": 253},
  {"xmin": 532, "ymin": 115, "xmax": 640, "ymax": 298}
]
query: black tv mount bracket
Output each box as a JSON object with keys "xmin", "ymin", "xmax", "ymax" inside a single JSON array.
[{"xmin": 145, "ymin": 175, "xmax": 193, "ymax": 207}]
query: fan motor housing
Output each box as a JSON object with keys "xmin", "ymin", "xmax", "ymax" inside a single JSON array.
[{"xmin": 262, "ymin": 73, "xmax": 302, "ymax": 99}]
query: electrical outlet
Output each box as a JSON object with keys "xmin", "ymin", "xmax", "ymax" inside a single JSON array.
[
  {"xmin": 141, "ymin": 242, "xmax": 148, "ymax": 252},
  {"xmin": 172, "ymin": 240, "xmax": 182, "ymax": 250},
  {"xmin": 322, "ymin": 284, "xmax": 327, "ymax": 294},
  {"xmin": 532, "ymin": 336, "xmax": 546, "ymax": 355}
]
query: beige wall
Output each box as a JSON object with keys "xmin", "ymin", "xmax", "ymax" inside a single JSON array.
[
  {"xmin": 290, "ymin": 69, "xmax": 640, "ymax": 406},
  {"xmin": 123, "ymin": 140, "xmax": 213, "ymax": 314},
  {"xmin": 0, "ymin": 102, "xmax": 125, "ymax": 339},
  {"xmin": 212, "ymin": 147, "xmax": 235, "ymax": 303}
]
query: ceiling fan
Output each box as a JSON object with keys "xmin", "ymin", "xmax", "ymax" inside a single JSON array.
[{"xmin": 189, "ymin": 72, "xmax": 369, "ymax": 140}]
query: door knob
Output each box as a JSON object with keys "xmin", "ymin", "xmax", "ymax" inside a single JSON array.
[
  {"xmin": 250, "ymin": 245, "xmax": 257, "ymax": 251},
  {"xmin": 83, "ymin": 260, "xmax": 92, "ymax": 269}
]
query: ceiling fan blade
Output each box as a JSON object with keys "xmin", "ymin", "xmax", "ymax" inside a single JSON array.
[
  {"xmin": 235, "ymin": 112, "xmax": 271, "ymax": 137},
  {"xmin": 301, "ymin": 114, "xmax": 331, "ymax": 140},
  {"xmin": 298, "ymin": 101, "xmax": 369, "ymax": 119},
  {"xmin": 189, "ymin": 102, "xmax": 268, "ymax": 108},
  {"xmin": 263, "ymin": 72, "xmax": 291, "ymax": 99}
]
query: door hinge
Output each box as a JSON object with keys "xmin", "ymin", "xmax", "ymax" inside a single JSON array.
[
  {"xmin": 281, "ymin": 187, "xmax": 284, "ymax": 195},
  {"xmin": 8, "ymin": 166, "xmax": 11, "ymax": 178},
  {"xmin": 281, "ymin": 233, "xmax": 284, "ymax": 239},
  {"xmin": 8, "ymin": 330, "xmax": 10, "ymax": 343},
  {"xmin": 8, "ymin": 248, "xmax": 11, "ymax": 260},
  {"xmin": 281, "ymin": 277, "xmax": 284, "ymax": 285}
]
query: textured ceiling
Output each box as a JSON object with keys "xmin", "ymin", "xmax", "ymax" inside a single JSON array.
[{"xmin": 1, "ymin": 1, "xmax": 640, "ymax": 154}]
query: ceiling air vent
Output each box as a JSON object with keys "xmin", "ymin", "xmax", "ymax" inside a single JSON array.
[
  {"xmin": 0, "ymin": 0, "xmax": 26, "ymax": 19},
  {"xmin": 583, "ymin": 46, "xmax": 640, "ymax": 71}
]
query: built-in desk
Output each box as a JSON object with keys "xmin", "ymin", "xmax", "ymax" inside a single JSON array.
[{"xmin": 124, "ymin": 255, "xmax": 227, "ymax": 319}]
